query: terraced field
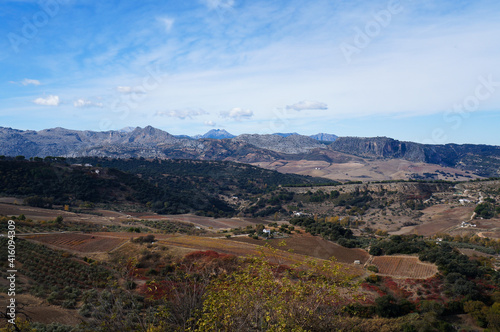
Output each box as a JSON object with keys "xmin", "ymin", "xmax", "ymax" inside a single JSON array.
[{"xmin": 371, "ymin": 255, "xmax": 438, "ymax": 279}]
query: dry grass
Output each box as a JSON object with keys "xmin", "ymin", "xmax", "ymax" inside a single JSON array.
[
  {"xmin": 230, "ymin": 232, "xmax": 370, "ymax": 264},
  {"xmin": 413, "ymin": 206, "xmax": 474, "ymax": 236},
  {"xmin": 0, "ymin": 293, "xmax": 81, "ymax": 327},
  {"xmin": 252, "ymin": 158, "xmax": 481, "ymax": 182}
]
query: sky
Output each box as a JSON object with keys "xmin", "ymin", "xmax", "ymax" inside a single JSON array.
[{"xmin": 1, "ymin": 0, "xmax": 500, "ymax": 145}]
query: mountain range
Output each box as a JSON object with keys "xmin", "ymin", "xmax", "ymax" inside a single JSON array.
[{"xmin": 1, "ymin": 126, "xmax": 499, "ymax": 178}]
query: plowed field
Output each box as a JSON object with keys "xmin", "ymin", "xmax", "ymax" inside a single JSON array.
[
  {"xmin": 23, "ymin": 233, "xmax": 126, "ymax": 252},
  {"xmin": 371, "ymin": 255, "xmax": 438, "ymax": 278}
]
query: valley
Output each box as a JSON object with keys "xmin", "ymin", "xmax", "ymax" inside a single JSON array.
[
  {"xmin": 1, "ymin": 152, "xmax": 500, "ymax": 331},
  {"xmin": 253, "ymin": 158, "xmax": 482, "ymax": 182}
]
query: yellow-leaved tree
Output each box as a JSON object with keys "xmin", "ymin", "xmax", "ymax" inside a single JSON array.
[{"xmin": 192, "ymin": 245, "xmax": 358, "ymax": 331}]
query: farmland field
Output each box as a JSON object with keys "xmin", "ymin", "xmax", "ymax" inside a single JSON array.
[
  {"xmin": 156, "ymin": 214, "xmax": 271, "ymax": 229},
  {"xmin": 371, "ymin": 255, "xmax": 438, "ymax": 279},
  {"xmin": 22, "ymin": 233, "xmax": 126, "ymax": 253},
  {"xmin": 412, "ymin": 205, "xmax": 474, "ymax": 236},
  {"xmin": 156, "ymin": 235, "xmax": 308, "ymax": 265},
  {"xmin": 230, "ymin": 233, "xmax": 370, "ymax": 264}
]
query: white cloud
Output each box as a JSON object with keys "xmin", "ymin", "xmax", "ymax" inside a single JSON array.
[
  {"xmin": 202, "ymin": 0, "xmax": 234, "ymax": 10},
  {"xmin": 73, "ymin": 98, "xmax": 103, "ymax": 108},
  {"xmin": 158, "ymin": 17, "xmax": 174, "ymax": 32},
  {"xmin": 116, "ymin": 86, "xmax": 146, "ymax": 94},
  {"xmin": 220, "ymin": 107, "xmax": 253, "ymax": 120},
  {"xmin": 204, "ymin": 120, "xmax": 216, "ymax": 126},
  {"xmin": 155, "ymin": 109, "xmax": 208, "ymax": 119},
  {"xmin": 22, "ymin": 78, "xmax": 41, "ymax": 86},
  {"xmin": 286, "ymin": 101, "xmax": 328, "ymax": 111},
  {"xmin": 33, "ymin": 95, "xmax": 60, "ymax": 106},
  {"xmin": 9, "ymin": 78, "xmax": 41, "ymax": 86}
]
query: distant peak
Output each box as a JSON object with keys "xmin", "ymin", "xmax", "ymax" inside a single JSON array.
[
  {"xmin": 119, "ymin": 126, "xmax": 136, "ymax": 133},
  {"xmin": 310, "ymin": 133, "xmax": 338, "ymax": 142},
  {"xmin": 195, "ymin": 129, "xmax": 235, "ymax": 139}
]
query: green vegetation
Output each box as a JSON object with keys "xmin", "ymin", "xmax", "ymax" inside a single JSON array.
[
  {"xmin": 474, "ymin": 200, "xmax": 499, "ymax": 219},
  {"xmin": 0, "ymin": 237, "xmax": 110, "ymax": 306},
  {"xmin": 67, "ymin": 157, "xmax": 336, "ymax": 193},
  {"xmin": 290, "ymin": 216, "xmax": 364, "ymax": 248}
]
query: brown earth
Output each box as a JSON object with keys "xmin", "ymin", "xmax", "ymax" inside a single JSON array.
[
  {"xmin": 253, "ymin": 158, "xmax": 482, "ymax": 182},
  {"xmin": 21, "ymin": 233, "xmax": 127, "ymax": 253},
  {"xmin": 408, "ymin": 205, "xmax": 474, "ymax": 236},
  {"xmin": 0, "ymin": 293, "xmax": 82, "ymax": 327},
  {"xmin": 475, "ymin": 219, "xmax": 500, "ymax": 231},
  {"xmin": 0, "ymin": 202, "xmax": 127, "ymax": 225},
  {"xmin": 230, "ymin": 232, "xmax": 370, "ymax": 264},
  {"xmin": 0, "ymin": 201, "xmax": 272, "ymax": 232},
  {"xmin": 157, "ymin": 214, "xmax": 272, "ymax": 229}
]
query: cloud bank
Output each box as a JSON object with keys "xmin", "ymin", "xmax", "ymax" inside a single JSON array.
[{"xmin": 33, "ymin": 95, "xmax": 60, "ymax": 106}]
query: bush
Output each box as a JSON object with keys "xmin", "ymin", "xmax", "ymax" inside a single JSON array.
[{"xmin": 132, "ymin": 235, "xmax": 155, "ymax": 244}]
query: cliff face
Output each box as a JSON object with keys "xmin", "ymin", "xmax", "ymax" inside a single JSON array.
[
  {"xmin": 329, "ymin": 137, "xmax": 426, "ymax": 162},
  {"xmin": 328, "ymin": 137, "xmax": 500, "ymax": 177}
]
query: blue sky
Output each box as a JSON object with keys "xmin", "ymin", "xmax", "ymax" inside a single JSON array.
[{"xmin": 1, "ymin": 0, "xmax": 500, "ymax": 144}]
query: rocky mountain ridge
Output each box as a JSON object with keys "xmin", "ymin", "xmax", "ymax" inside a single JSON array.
[{"xmin": 1, "ymin": 126, "xmax": 499, "ymax": 177}]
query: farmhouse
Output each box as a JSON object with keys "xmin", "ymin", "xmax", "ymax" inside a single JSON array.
[{"xmin": 460, "ymin": 221, "xmax": 477, "ymax": 228}]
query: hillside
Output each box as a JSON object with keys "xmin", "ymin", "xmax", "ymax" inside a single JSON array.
[
  {"xmin": 1, "ymin": 157, "xmax": 500, "ymax": 331},
  {"xmin": 0, "ymin": 157, "xmax": 335, "ymax": 216}
]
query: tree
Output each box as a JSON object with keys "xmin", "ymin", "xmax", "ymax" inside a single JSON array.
[
  {"xmin": 487, "ymin": 302, "xmax": 500, "ymax": 330},
  {"xmin": 375, "ymin": 295, "xmax": 401, "ymax": 318},
  {"xmin": 193, "ymin": 246, "xmax": 357, "ymax": 331},
  {"xmin": 463, "ymin": 300, "xmax": 488, "ymax": 328}
]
